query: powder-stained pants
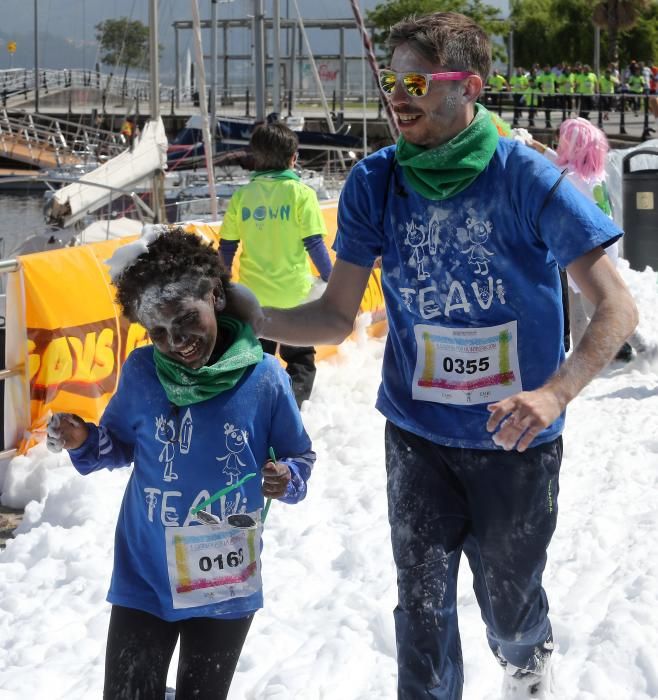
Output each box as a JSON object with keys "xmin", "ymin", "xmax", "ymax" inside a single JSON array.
[{"xmin": 385, "ymin": 421, "xmax": 561, "ymax": 700}]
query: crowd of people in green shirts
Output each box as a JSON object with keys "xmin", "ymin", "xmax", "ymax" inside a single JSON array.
[{"xmin": 484, "ymin": 60, "xmax": 658, "ymax": 127}]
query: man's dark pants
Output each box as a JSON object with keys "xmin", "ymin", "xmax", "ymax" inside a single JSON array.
[{"xmin": 385, "ymin": 421, "xmax": 561, "ymax": 699}]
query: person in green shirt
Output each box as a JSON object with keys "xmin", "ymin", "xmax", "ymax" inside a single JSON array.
[
  {"xmin": 626, "ymin": 64, "xmax": 647, "ymax": 115},
  {"xmin": 509, "ymin": 66, "xmax": 529, "ymax": 126},
  {"xmin": 556, "ymin": 65, "xmax": 575, "ymax": 115},
  {"xmin": 524, "ymin": 73, "xmax": 540, "ymax": 127},
  {"xmin": 598, "ymin": 68, "xmax": 618, "ymax": 119},
  {"xmin": 219, "ymin": 122, "xmax": 333, "ymax": 407},
  {"xmin": 576, "ymin": 64, "xmax": 598, "ymax": 119},
  {"xmin": 485, "ymin": 68, "xmax": 508, "ymax": 110},
  {"xmin": 536, "ymin": 65, "xmax": 557, "ymax": 128}
]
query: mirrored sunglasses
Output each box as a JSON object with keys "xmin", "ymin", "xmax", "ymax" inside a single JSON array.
[{"xmin": 378, "ymin": 69, "xmax": 475, "ymax": 97}]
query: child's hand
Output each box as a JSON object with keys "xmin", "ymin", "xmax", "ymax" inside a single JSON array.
[
  {"xmin": 46, "ymin": 413, "xmax": 89, "ymax": 453},
  {"xmin": 261, "ymin": 459, "xmax": 291, "ymax": 500}
]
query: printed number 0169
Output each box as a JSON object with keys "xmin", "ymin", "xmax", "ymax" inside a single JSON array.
[{"xmin": 199, "ymin": 549, "xmax": 244, "ymax": 572}]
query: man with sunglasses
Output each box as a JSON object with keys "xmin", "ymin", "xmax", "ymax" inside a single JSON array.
[{"xmin": 255, "ymin": 11, "xmax": 637, "ymax": 700}]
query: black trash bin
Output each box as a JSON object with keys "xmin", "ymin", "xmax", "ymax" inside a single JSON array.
[{"xmin": 622, "ymin": 148, "xmax": 658, "ymax": 271}]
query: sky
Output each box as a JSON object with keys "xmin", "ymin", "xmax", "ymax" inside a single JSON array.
[
  {"xmin": 1, "ymin": 256, "xmax": 658, "ymax": 698},
  {"xmin": 0, "ymin": 0, "xmax": 510, "ymax": 76}
]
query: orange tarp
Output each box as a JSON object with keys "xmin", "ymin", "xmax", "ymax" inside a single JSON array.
[{"xmin": 11, "ymin": 207, "xmax": 386, "ymax": 450}]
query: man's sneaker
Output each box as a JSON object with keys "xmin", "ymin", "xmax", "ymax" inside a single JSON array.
[
  {"xmin": 501, "ymin": 660, "xmax": 553, "ymax": 699},
  {"xmin": 615, "ymin": 341, "xmax": 634, "ymax": 362}
]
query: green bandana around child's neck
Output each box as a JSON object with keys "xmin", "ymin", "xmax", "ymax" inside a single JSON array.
[
  {"xmin": 153, "ymin": 316, "xmax": 263, "ymax": 406},
  {"xmin": 395, "ymin": 103, "xmax": 500, "ymax": 200},
  {"xmin": 251, "ymin": 169, "xmax": 300, "ymax": 182}
]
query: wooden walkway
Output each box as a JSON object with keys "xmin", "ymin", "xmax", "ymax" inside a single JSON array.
[
  {"xmin": 0, "ymin": 167, "xmax": 40, "ymax": 176},
  {"xmin": 0, "ymin": 135, "xmax": 80, "ymax": 169}
]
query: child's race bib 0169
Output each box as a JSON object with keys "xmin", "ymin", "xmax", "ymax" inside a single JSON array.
[
  {"xmin": 412, "ymin": 321, "xmax": 522, "ymax": 406},
  {"xmin": 166, "ymin": 513, "xmax": 262, "ymax": 610}
]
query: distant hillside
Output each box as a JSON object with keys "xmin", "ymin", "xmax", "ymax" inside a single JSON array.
[{"xmin": 1, "ymin": 0, "xmax": 509, "ymax": 80}]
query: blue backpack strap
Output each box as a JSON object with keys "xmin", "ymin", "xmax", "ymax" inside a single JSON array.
[
  {"xmin": 535, "ymin": 168, "xmax": 568, "ymax": 232},
  {"xmin": 536, "ymin": 168, "xmax": 571, "ymax": 351}
]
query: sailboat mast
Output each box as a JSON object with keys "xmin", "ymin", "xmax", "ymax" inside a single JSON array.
[
  {"xmin": 348, "ymin": 0, "xmax": 399, "ymax": 142},
  {"xmin": 289, "ymin": 0, "xmax": 337, "ymax": 136},
  {"xmin": 149, "ymin": 0, "xmax": 160, "ymax": 120},
  {"xmin": 149, "ymin": 0, "xmax": 166, "ymax": 222},
  {"xmin": 190, "ymin": 0, "xmax": 219, "ymax": 220},
  {"xmin": 288, "ymin": 0, "xmax": 346, "ymax": 168}
]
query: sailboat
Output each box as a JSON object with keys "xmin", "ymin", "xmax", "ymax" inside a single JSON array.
[
  {"xmin": 7, "ymin": 0, "xmax": 390, "ymax": 244},
  {"xmin": 167, "ymin": 112, "xmax": 361, "ymax": 166},
  {"xmin": 0, "ymin": 0, "xmax": 389, "ymax": 466},
  {"xmin": 168, "ymin": 0, "xmax": 365, "ymax": 169}
]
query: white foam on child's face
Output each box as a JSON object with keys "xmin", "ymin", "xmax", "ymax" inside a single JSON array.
[
  {"xmin": 135, "ymin": 279, "xmax": 219, "ymax": 368},
  {"xmin": 135, "ymin": 279, "xmax": 199, "ymax": 328}
]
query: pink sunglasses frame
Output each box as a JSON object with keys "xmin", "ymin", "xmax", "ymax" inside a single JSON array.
[{"xmin": 378, "ymin": 69, "xmax": 476, "ymax": 97}]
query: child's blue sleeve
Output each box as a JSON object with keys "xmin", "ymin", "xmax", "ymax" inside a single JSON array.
[
  {"xmin": 68, "ymin": 421, "xmax": 135, "ymax": 475},
  {"xmin": 280, "ymin": 451, "xmax": 315, "ymax": 504},
  {"xmin": 219, "ymin": 239, "xmax": 239, "ymax": 270},
  {"xmin": 267, "ymin": 361, "xmax": 315, "ymax": 504},
  {"xmin": 68, "ymin": 355, "xmax": 138, "ymax": 475}
]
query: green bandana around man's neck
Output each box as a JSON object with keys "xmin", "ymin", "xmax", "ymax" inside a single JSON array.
[
  {"xmin": 251, "ymin": 169, "xmax": 300, "ymax": 182},
  {"xmin": 153, "ymin": 316, "xmax": 263, "ymax": 407},
  {"xmin": 395, "ymin": 103, "xmax": 500, "ymax": 201}
]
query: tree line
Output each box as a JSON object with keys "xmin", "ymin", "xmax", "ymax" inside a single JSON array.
[
  {"xmin": 96, "ymin": 3, "xmax": 657, "ymax": 83},
  {"xmin": 366, "ymin": 0, "xmax": 658, "ymax": 70}
]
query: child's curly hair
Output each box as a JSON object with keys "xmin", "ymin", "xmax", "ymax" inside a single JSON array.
[{"xmin": 114, "ymin": 227, "xmax": 231, "ymax": 322}]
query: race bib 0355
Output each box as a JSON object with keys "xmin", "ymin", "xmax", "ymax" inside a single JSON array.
[{"xmin": 412, "ymin": 321, "xmax": 522, "ymax": 406}]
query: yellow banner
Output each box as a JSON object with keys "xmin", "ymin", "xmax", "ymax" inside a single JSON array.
[
  {"xmin": 21, "ymin": 238, "xmax": 144, "ymax": 434},
  {"xmin": 13, "ymin": 207, "xmax": 385, "ymax": 449}
]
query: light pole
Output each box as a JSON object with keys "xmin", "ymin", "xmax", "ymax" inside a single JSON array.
[
  {"xmin": 253, "ymin": 0, "xmax": 266, "ymax": 121},
  {"xmin": 210, "ymin": 0, "xmax": 218, "ymax": 152},
  {"xmin": 34, "ymin": 0, "xmax": 39, "ymax": 113},
  {"xmin": 272, "ymin": 0, "xmax": 281, "ymax": 115}
]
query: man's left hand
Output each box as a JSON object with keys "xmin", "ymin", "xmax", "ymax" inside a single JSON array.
[{"xmin": 486, "ymin": 388, "xmax": 564, "ymax": 452}]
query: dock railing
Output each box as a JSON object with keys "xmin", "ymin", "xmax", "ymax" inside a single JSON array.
[{"xmin": 0, "ymin": 108, "xmax": 128, "ymax": 168}]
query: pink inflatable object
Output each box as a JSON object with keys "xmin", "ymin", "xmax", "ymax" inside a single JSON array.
[{"xmin": 555, "ymin": 117, "xmax": 609, "ymax": 181}]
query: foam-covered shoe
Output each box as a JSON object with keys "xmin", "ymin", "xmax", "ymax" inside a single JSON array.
[{"xmin": 501, "ymin": 659, "xmax": 552, "ymax": 699}]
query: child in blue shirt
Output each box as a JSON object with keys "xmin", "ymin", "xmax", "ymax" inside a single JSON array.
[{"xmin": 46, "ymin": 227, "xmax": 314, "ymax": 700}]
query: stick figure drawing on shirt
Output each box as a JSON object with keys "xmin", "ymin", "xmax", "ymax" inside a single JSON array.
[
  {"xmin": 216, "ymin": 423, "xmax": 249, "ymax": 484},
  {"xmin": 155, "ymin": 414, "xmax": 177, "ymax": 482},
  {"xmin": 462, "ymin": 216, "xmax": 494, "ymax": 275},
  {"xmin": 404, "ymin": 214, "xmax": 441, "ymax": 281}
]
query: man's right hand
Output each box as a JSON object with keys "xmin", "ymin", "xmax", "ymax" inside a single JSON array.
[
  {"xmin": 46, "ymin": 413, "xmax": 89, "ymax": 453},
  {"xmin": 225, "ymin": 282, "xmax": 264, "ymax": 336},
  {"xmin": 260, "ymin": 259, "xmax": 372, "ymax": 346}
]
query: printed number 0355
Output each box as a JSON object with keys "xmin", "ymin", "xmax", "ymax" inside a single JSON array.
[{"xmin": 442, "ymin": 356, "xmax": 490, "ymax": 374}]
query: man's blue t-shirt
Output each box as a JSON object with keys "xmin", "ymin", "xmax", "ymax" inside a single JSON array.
[{"xmin": 334, "ymin": 139, "xmax": 621, "ymax": 449}]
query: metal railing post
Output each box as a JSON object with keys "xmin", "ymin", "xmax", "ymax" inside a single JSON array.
[{"xmin": 619, "ymin": 93, "xmax": 627, "ymax": 135}]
